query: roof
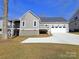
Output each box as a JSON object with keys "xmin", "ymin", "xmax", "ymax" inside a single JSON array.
[
  {"xmin": 0, "ymin": 10, "xmax": 67, "ymax": 23},
  {"xmin": 9, "ymin": 19, "xmax": 20, "ymax": 22},
  {"xmin": 19, "ymin": 10, "xmax": 40, "ymax": 20},
  {"xmin": 0, "ymin": 17, "xmax": 19, "ymax": 21},
  {"xmin": 19, "ymin": 10, "xmax": 68, "ymax": 23},
  {"xmin": 69, "ymin": 9, "xmax": 79, "ymax": 21},
  {"xmin": 39, "ymin": 17, "xmax": 67, "ymax": 22}
]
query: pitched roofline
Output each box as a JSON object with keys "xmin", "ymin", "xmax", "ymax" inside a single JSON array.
[
  {"xmin": 19, "ymin": 10, "xmax": 40, "ymax": 20},
  {"xmin": 40, "ymin": 21, "xmax": 69, "ymax": 24},
  {"xmin": 69, "ymin": 8, "xmax": 79, "ymax": 21}
]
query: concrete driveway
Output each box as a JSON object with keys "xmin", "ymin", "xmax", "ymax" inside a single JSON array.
[{"xmin": 21, "ymin": 33, "xmax": 79, "ymax": 45}]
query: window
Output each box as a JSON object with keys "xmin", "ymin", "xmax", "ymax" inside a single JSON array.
[
  {"xmin": 55, "ymin": 26, "xmax": 58, "ymax": 28},
  {"xmin": 34, "ymin": 21, "xmax": 36, "ymax": 26},
  {"xmin": 74, "ymin": 16, "xmax": 78, "ymax": 20},
  {"xmin": 23, "ymin": 22, "xmax": 24, "ymax": 26},
  {"xmin": 59, "ymin": 26, "xmax": 62, "ymax": 28},
  {"xmin": 74, "ymin": 16, "xmax": 78, "ymax": 25},
  {"xmin": 63, "ymin": 26, "xmax": 65, "ymax": 28},
  {"xmin": 52, "ymin": 25, "xmax": 54, "ymax": 28},
  {"xmin": 0, "ymin": 29, "xmax": 2, "ymax": 31}
]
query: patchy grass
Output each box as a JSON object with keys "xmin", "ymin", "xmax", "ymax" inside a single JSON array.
[
  {"xmin": 0, "ymin": 35, "xmax": 79, "ymax": 59},
  {"xmin": 10, "ymin": 36, "xmax": 28, "ymax": 43},
  {"xmin": 0, "ymin": 43, "xmax": 79, "ymax": 59},
  {"xmin": 70, "ymin": 32, "xmax": 79, "ymax": 35}
]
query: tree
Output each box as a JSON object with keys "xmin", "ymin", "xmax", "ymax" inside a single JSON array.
[{"xmin": 3, "ymin": 0, "xmax": 8, "ymax": 39}]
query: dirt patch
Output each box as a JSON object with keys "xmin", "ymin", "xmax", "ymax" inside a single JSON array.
[
  {"xmin": 0, "ymin": 40, "xmax": 11, "ymax": 43},
  {"xmin": 70, "ymin": 32, "xmax": 79, "ymax": 35},
  {"xmin": 29, "ymin": 34, "xmax": 52, "ymax": 38}
]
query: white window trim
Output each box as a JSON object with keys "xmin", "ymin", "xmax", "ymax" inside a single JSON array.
[
  {"xmin": 22, "ymin": 21, "xmax": 25, "ymax": 27},
  {"xmin": 33, "ymin": 21, "xmax": 37, "ymax": 27}
]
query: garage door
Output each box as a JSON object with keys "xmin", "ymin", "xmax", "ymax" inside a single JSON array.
[{"xmin": 51, "ymin": 28, "xmax": 67, "ymax": 34}]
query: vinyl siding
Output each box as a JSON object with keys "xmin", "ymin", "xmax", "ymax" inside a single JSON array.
[
  {"xmin": 20, "ymin": 11, "xmax": 40, "ymax": 36},
  {"xmin": 20, "ymin": 12, "xmax": 39, "ymax": 30}
]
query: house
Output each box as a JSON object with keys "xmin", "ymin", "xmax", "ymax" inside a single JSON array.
[
  {"xmin": 0, "ymin": 10, "xmax": 69, "ymax": 37},
  {"xmin": 69, "ymin": 9, "xmax": 79, "ymax": 32},
  {"xmin": 19, "ymin": 10, "xmax": 69, "ymax": 36}
]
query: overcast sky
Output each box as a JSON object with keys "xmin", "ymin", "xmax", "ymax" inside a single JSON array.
[{"xmin": 0, "ymin": 0, "xmax": 79, "ymax": 20}]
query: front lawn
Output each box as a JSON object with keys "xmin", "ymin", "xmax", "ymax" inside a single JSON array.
[{"xmin": 0, "ymin": 36, "xmax": 79, "ymax": 59}]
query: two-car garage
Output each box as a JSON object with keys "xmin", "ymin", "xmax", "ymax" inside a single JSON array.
[
  {"xmin": 51, "ymin": 28, "xmax": 67, "ymax": 33},
  {"xmin": 50, "ymin": 24, "xmax": 69, "ymax": 34},
  {"xmin": 39, "ymin": 24, "xmax": 69, "ymax": 35}
]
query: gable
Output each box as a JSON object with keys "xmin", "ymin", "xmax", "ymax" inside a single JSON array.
[
  {"xmin": 20, "ymin": 10, "xmax": 40, "ymax": 21},
  {"xmin": 20, "ymin": 10, "xmax": 40, "ymax": 29}
]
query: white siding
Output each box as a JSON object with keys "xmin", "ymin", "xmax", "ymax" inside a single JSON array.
[
  {"xmin": 20, "ymin": 12, "xmax": 39, "ymax": 30},
  {"xmin": 0, "ymin": 20, "xmax": 13, "ymax": 34},
  {"xmin": 19, "ymin": 11, "xmax": 40, "ymax": 36},
  {"xmin": 40, "ymin": 23, "xmax": 69, "ymax": 33}
]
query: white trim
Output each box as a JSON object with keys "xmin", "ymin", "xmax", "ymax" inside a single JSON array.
[
  {"xmin": 20, "ymin": 28, "xmax": 39, "ymax": 30},
  {"xmin": 33, "ymin": 21, "xmax": 37, "ymax": 27},
  {"xmin": 8, "ymin": 28, "xmax": 20, "ymax": 29},
  {"xmin": 22, "ymin": 21, "xmax": 25, "ymax": 27}
]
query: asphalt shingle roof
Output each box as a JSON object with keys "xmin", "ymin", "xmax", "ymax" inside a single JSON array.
[{"xmin": 40, "ymin": 17, "xmax": 67, "ymax": 22}]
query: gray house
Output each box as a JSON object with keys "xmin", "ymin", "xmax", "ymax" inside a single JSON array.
[
  {"xmin": 19, "ymin": 10, "xmax": 69, "ymax": 36},
  {"xmin": 69, "ymin": 9, "xmax": 79, "ymax": 32}
]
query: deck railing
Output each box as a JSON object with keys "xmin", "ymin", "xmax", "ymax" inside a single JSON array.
[{"xmin": 39, "ymin": 24, "xmax": 49, "ymax": 29}]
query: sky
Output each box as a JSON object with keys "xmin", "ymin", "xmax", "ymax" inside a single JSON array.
[{"xmin": 0, "ymin": 0, "xmax": 79, "ymax": 20}]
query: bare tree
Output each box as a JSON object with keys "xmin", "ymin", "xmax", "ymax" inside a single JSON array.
[{"xmin": 3, "ymin": 0, "xmax": 8, "ymax": 39}]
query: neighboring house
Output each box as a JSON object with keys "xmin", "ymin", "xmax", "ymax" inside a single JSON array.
[
  {"xmin": 8, "ymin": 20, "xmax": 20, "ymax": 36},
  {"xmin": 69, "ymin": 9, "xmax": 79, "ymax": 32},
  {"xmin": 19, "ymin": 10, "xmax": 69, "ymax": 36},
  {"xmin": 0, "ymin": 19, "xmax": 20, "ymax": 37}
]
